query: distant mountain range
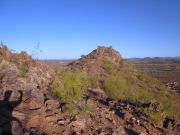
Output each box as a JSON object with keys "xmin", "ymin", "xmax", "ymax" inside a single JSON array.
[
  {"xmin": 128, "ymin": 57, "xmax": 180, "ymax": 63},
  {"xmin": 42, "ymin": 57, "xmax": 180, "ymax": 64}
]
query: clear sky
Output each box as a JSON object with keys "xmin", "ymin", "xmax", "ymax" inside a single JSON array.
[{"xmin": 0, "ymin": 0, "xmax": 180, "ymax": 59}]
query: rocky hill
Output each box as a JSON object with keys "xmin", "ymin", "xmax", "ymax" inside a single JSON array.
[
  {"xmin": 81, "ymin": 46, "xmax": 122, "ymax": 63},
  {"xmin": 0, "ymin": 44, "xmax": 64, "ymax": 134},
  {"xmin": 68, "ymin": 46, "xmax": 124, "ymax": 79},
  {"xmin": 0, "ymin": 45, "xmax": 179, "ymax": 135}
]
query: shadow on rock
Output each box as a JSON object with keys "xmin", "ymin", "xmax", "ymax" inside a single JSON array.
[
  {"xmin": 0, "ymin": 90, "xmax": 23, "ymax": 135},
  {"xmin": 125, "ymin": 128, "xmax": 139, "ymax": 135}
]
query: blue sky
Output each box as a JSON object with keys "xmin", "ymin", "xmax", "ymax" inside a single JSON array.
[{"xmin": 0, "ymin": 0, "xmax": 180, "ymax": 59}]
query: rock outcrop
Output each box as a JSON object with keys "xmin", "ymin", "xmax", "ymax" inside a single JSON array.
[
  {"xmin": 83, "ymin": 46, "xmax": 122, "ymax": 63},
  {"xmin": 0, "ymin": 44, "xmax": 63, "ymax": 134},
  {"xmin": 69, "ymin": 46, "xmax": 125, "ymax": 79}
]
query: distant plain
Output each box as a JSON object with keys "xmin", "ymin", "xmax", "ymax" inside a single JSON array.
[{"xmin": 43, "ymin": 57, "xmax": 180, "ymax": 82}]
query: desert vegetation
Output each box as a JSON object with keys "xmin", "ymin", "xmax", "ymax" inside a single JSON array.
[
  {"xmin": 65, "ymin": 47, "xmax": 180, "ymax": 124},
  {"xmin": 49, "ymin": 46, "xmax": 180, "ymax": 125},
  {"xmin": 58, "ymin": 69, "xmax": 90, "ymax": 103},
  {"xmin": 102, "ymin": 60, "xmax": 180, "ymax": 122}
]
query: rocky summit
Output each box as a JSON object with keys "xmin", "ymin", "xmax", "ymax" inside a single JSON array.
[
  {"xmin": 83, "ymin": 46, "xmax": 122, "ymax": 63},
  {"xmin": 0, "ymin": 45, "xmax": 180, "ymax": 135}
]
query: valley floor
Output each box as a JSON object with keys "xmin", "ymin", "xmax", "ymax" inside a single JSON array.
[{"xmin": 131, "ymin": 61, "xmax": 180, "ymax": 93}]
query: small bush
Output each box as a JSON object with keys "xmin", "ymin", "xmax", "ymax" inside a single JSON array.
[
  {"xmin": 51, "ymin": 83, "xmax": 65, "ymax": 100},
  {"xmin": 103, "ymin": 73, "xmax": 127, "ymax": 100},
  {"xmin": 51, "ymin": 68, "xmax": 99, "ymax": 116},
  {"xmin": 58, "ymin": 69, "xmax": 90, "ymax": 103},
  {"xmin": 102, "ymin": 60, "xmax": 118, "ymax": 74}
]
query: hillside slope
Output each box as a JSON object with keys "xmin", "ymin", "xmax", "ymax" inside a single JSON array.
[
  {"xmin": 65, "ymin": 46, "xmax": 180, "ymax": 132},
  {"xmin": 68, "ymin": 46, "xmax": 180, "ymax": 115},
  {"xmin": 0, "ymin": 45, "xmax": 179, "ymax": 135},
  {"xmin": 0, "ymin": 44, "xmax": 65, "ymax": 134}
]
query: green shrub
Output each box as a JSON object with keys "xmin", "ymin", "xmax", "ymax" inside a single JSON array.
[
  {"xmin": 102, "ymin": 60, "xmax": 118, "ymax": 74},
  {"xmin": 51, "ymin": 83, "xmax": 65, "ymax": 100},
  {"xmin": 59, "ymin": 69, "xmax": 90, "ymax": 103},
  {"xmin": 103, "ymin": 73, "xmax": 127, "ymax": 100},
  {"xmin": 51, "ymin": 69, "xmax": 91, "ymax": 116},
  {"xmin": 51, "ymin": 68, "xmax": 99, "ymax": 115}
]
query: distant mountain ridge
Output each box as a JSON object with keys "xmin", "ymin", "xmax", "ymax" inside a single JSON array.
[{"xmin": 129, "ymin": 57, "xmax": 180, "ymax": 63}]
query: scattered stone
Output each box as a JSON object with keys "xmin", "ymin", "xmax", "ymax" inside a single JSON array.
[
  {"xmin": 105, "ymin": 127, "xmax": 113, "ymax": 135},
  {"xmin": 140, "ymin": 133, "xmax": 147, "ymax": 135},
  {"xmin": 45, "ymin": 109, "xmax": 54, "ymax": 116},
  {"xmin": 45, "ymin": 99, "xmax": 60, "ymax": 110},
  {"xmin": 150, "ymin": 100, "xmax": 160, "ymax": 112},
  {"xmin": 57, "ymin": 119, "xmax": 66, "ymax": 126},
  {"xmin": 124, "ymin": 128, "xmax": 139, "ymax": 135},
  {"xmin": 115, "ymin": 126, "xmax": 127, "ymax": 135},
  {"xmin": 29, "ymin": 98, "xmax": 41, "ymax": 110},
  {"xmin": 60, "ymin": 102, "xmax": 67, "ymax": 113},
  {"xmin": 163, "ymin": 117, "xmax": 174, "ymax": 129},
  {"xmin": 165, "ymin": 81, "xmax": 180, "ymax": 93}
]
